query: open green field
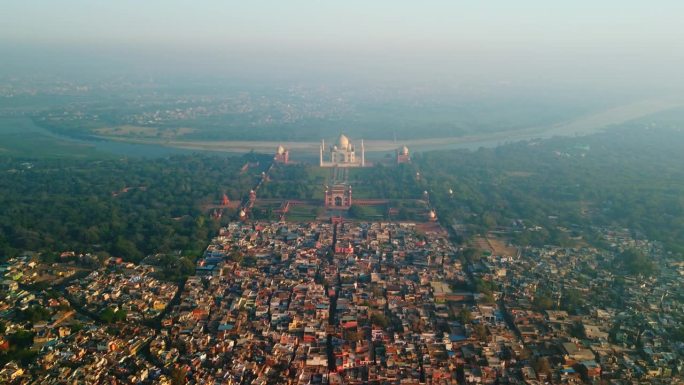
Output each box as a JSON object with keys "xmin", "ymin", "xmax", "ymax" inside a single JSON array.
[
  {"xmin": 285, "ymin": 204, "xmax": 320, "ymax": 222},
  {"xmin": 349, "ymin": 204, "xmax": 387, "ymax": 221}
]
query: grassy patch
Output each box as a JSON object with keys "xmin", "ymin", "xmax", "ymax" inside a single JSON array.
[{"xmin": 285, "ymin": 204, "xmax": 320, "ymax": 222}]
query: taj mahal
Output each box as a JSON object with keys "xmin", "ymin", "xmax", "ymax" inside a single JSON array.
[{"xmin": 319, "ymin": 134, "xmax": 365, "ymax": 168}]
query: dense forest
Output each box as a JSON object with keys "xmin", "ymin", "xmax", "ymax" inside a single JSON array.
[
  {"xmin": 258, "ymin": 164, "xmax": 323, "ymax": 200},
  {"xmin": 2, "ymin": 119, "xmax": 684, "ymax": 262},
  {"xmin": 0, "ymin": 153, "xmax": 269, "ymax": 261},
  {"xmin": 417, "ymin": 123, "xmax": 684, "ymax": 256}
]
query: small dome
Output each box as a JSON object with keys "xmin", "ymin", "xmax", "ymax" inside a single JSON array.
[
  {"xmin": 338, "ymin": 134, "xmax": 350, "ymax": 149},
  {"xmin": 429, "ymin": 210, "xmax": 436, "ymax": 219},
  {"xmin": 401, "ymin": 146, "xmax": 409, "ymax": 155},
  {"xmin": 276, "ymin": 145, "xmax": 286, "ymax": 155}
]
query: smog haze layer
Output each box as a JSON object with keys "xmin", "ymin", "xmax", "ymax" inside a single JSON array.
[{"xmin": 1, "ymin": 1, "xmax": 684, "ymax": 155}]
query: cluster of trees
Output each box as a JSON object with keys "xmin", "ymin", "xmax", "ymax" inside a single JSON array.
[
  {"xmin": 0, "ymin": 153, "xmax": 269, "ymax": 262},
  {"xmin": 350, "ymin": 164, "xmax": 423, "ymax": 200},
  {"xmin": 416, "ymin": 123, "xmax": 684, "ymax": 258},
  {"xmin": 532, "ymin": 285, "xmax": 585, "ymax": 314},
  {"xmin": 474, "ymin": 278, "xmax": 496, "ymax": 304},
  {"xmin": 457, "ymin": 308, "xmax": 473, "ymax": 325},
  {"xmin": 259, "ymin": 164, "xmax": 321, "ymax": 200},
  {"xmin": 99, "ymin": 307, "xmax": 127, "ymax": 323},
  {"xmin": 0, "ymin": 329, "xmax": 37, "ymax": 366},
  {"xmin": 17, "ymin": 305, "xmax": 52, "ymax": 323},
  {"xmin": 370, "ymin": 312, "xmax": 389, "ymax": 328},
  {"xmin": 532, "ymin": 286, "xmax": 557, "ymax": 311},
  {"xmin": 147, "ymin": 254, "xmax": 196, "ymax": 282},
  {"xmin": 671, "ymin": 326, "xmax": 684, "ymax": 343},
  {"xmin": 616, "ymin": 248, "xmax": 656, "ymax": 276}
]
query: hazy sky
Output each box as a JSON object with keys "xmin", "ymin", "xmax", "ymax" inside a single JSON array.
[
  {"xmin": 2, "ymin": 1, "xmax": 682, "ymax": 50},
  {"xmin": 2, "ymin": 1, "xmax": 684, "ymax": 90}
]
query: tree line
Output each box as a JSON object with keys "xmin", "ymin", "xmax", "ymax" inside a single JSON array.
[
  {"xmin": 0, "ymin": 153, "xmax": 269, "ymax": 261},
  {"xmin": 416, "ymin": 122, "xmax": 684, "ymax": 257}
]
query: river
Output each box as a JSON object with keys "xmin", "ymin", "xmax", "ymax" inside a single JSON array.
[{"xmin": 2, "ymin": 99, "xmax": 680, "ymax": 158}]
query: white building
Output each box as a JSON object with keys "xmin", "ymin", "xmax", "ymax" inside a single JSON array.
[{"xmin": 320, "ymin": 134, "xmax": 365, "ymax": 168}]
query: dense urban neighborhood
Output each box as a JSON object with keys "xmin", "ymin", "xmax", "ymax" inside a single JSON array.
[
  {"xmin": 2, "ymin": 218, "xmax": 683, "ymax": 384},
  {"xmin": 4, "ymin": 1, "xmax": 684, "ymax": 383}
]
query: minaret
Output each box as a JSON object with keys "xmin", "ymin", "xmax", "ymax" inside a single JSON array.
[
  {"xmin": 320, "ymin": 139, "xmax": 324, "ymax": 166},
  {"xmin": 361, "ymin": 139, "xmax": 365, "ymax": 167}
]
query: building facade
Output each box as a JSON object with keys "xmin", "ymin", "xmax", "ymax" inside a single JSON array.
[
  {"xmin": 274, "ymin": 145, "xmax": 289, "ymax": 164},
  {"xmin": 320, "ymin": 134, "xmax": 365, "ymax": 168},
  {"xmin": 396, "ymin": 145, "xmax": 411, "ymax": 164},
  {"xmin": 325, "ymin": 184, "xmax": 352, "ymax": 209}
]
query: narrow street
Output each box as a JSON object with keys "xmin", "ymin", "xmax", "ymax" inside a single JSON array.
[{"xmin": 326, "ymin": 222, "xmax": 341, "ymax": 371}]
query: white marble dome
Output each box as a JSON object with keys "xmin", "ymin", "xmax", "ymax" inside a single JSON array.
[{"xmin": 338, "ymin": 134, "xmax": 350, "ymax": 150}]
